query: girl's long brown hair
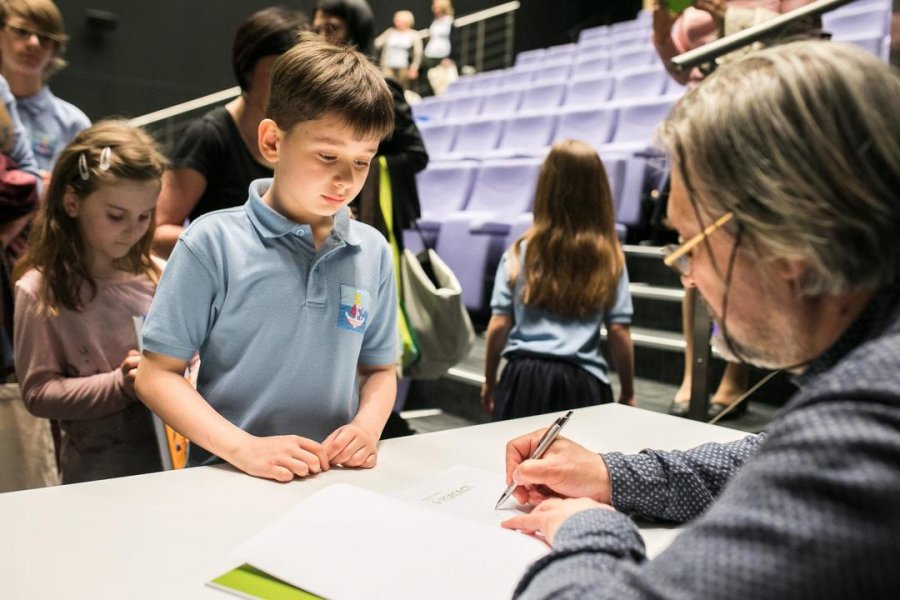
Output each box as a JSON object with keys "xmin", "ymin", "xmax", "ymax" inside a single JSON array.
[
  {"xmin": 507, "ymin": 139, "xmax": 624, "ymax": 318},
  {"xmin": 14, "ymin": 120, "xmax": 167, "ymax": 315}
]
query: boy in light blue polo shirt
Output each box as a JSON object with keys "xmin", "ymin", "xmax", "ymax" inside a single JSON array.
[{"xmin": 136, "ymin": 34, "xmax": 398, "ymax": 481}]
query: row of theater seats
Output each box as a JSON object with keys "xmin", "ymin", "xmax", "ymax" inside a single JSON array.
[
  {"xmin": 404, "ymin": 156, "xmax": 639, "ymax": 312},
  {"xmin": 405, "ymin": 0, "xmax": 892, "ymax": 314},
  {"xmin": 413, "ymin": 65, "xmax": 681, "ymax": 123}
]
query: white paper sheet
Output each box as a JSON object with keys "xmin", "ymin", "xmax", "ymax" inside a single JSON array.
[
  {"xmin": 392, "ymin": 464, "xmax": 530, "ymax": 526},
  {"xmin": 232, "ymin": 482, "xmax": 548, "ymax": 600}
]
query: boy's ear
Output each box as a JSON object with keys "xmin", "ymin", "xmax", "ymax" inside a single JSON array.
[
  {"xmin": 62, "ymin": 186, "xmax": 79, "ymax": 218},
  {"xmin": 258, "ymin": 119, "xmax": 281, "ymax": 163}
]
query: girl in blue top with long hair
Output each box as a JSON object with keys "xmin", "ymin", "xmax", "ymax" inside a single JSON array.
[{"xmin": 482, "ymin": 139, "xmax": 636, "ymax": 420}]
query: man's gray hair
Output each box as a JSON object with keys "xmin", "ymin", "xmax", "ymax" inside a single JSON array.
[{"xmin": 658, "ymin": 40, "xmax": 900, "ymax": 296}]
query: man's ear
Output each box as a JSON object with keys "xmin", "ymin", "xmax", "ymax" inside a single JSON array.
[
  {"xmin": 258, "ymin": 119, "xmax": 281, "ymax": 163},
  {"xmin": 62, "ymin": 187, "xmax": 79, "ymax": 218},
  {"xmin": 773, "ymin": 257, "xmax": 812, "ymax": 294}
]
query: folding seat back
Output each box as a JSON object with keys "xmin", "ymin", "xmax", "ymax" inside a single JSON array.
[
  {"xmin": 418, "ymin": 123, "xmax": 458, "ymax": 157},
  {"xmin": 613, "ymin": 66, "xmax": 668, "ymax": 100},
  {"xmin": 443, "ymin": 94, "xmax": 485, "ymax": 120},
  {"xmin": 612, "ymin": 46, "xmax": 657, "ymax": 70},
  {"xmin": 571, "ymin": 54, "xmax": 611, "ymax": 79},
  {"xmin": 530, "ymin": 62, "xmax": 572, "ymax": 84},
  {"xmin": 412, "ymin": 97, "xmax": 447, "ymax": 122},
  {"xmin": 609, "ymin": 97, "xmax": 676, "ymax": 145},
  {"xmin": 578, "ymin": 25, "xmax": 609, "ymax": 42},
  {"xmin": 515, "ymin": 48, "xmax": 546, "ymax": 67},
  {"xmin": 501, "ymin": 68, "xmax": 536, "ymax": 88},
  {"xmin": 497, "ymin": 114, "xmax": 559, "ymax": 154},
  {"xmin": 543, "ymin": 43, "xmax": 577, "ymax": 64},
  {"xmin": 519, "ymin": 82, "xmax": 566, "ymax": 112},
  {"xmin": 444, "ymin": 77, "xmax": 470, "ymax": 96},
  {"xmin": 465, "ymin": 158, "xmax": 542, "ymax": 215},
  {"xmin": 480, "ymin": 89, "xmax": 523, "ymax": 117},
  {"xmin": 415, "ymin": 161, "xmax": 479, "ymax": 217},
  {"xmin": 451, "ymin": 118, "xmax": 505, "ymax": 156},
  {"xmin": 554, "ymin": 106, "xmax": 618, "ymax": 150},
  {"xmin": 824, "ymin": 6, "xmax": 890, "ymax": 38},
  {"xmin": 564, "ymin": 74, "xmax": 615, "ymax": 107}
]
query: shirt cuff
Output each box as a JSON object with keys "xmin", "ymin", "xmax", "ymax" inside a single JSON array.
[{"xmin": 553, "ymin": 507, "xmax": 646, "ymax": 562}]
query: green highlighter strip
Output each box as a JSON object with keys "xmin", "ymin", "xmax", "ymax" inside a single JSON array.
[
  {"xmin": 663, "ymin": 0, "xmax": 694, "ymax": 14},
  {"xmin": 207, "ymin": 564, "xmax": 322, "ymax": 600}
]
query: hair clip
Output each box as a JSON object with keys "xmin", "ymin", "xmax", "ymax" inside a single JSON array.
[
  {"xmin": 99, "ymin": 146, "xmax": 112, "ymax": 171},
  {"xmin": 78, "ymin": 153, "xmax": 90, "ymax": 181}
]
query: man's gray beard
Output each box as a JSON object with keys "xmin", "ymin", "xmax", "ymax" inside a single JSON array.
[{"xmin": 710, "ymin": 322, "xmax": 783, "ymax": 369}]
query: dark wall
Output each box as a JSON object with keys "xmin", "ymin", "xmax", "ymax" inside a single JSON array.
[{"xmin": 50, "ymin": 1, "xmax": 640, "ymax": 121}]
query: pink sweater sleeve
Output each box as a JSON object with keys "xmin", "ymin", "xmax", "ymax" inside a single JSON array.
[{"xmin": 14, "ymin": 283, "xmax": 135, "ymax": 420}]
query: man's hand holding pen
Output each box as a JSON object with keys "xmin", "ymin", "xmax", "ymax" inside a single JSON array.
[{"xmin": 499, "ymin": 427, "xmax": 615, "ymax": 544}]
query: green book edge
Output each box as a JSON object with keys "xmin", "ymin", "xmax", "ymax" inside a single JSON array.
[{"xmin": 207, "ymin": 564, "xmax": 322, "ymax": 600}]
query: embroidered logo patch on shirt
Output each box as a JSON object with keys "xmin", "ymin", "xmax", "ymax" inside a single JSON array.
[{"xmin": 338, "ymin": 285, "xmax": 371, "ymax": 333}]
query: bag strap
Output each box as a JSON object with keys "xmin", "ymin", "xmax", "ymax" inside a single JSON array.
[{"xmin": 410, "ymin": 219, "xmax": 435, "ymax": 254}]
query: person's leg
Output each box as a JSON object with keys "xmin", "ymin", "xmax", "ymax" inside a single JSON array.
[{"xmin": 707, "ymin": 361, "xmax": 750, "ymax": 419}]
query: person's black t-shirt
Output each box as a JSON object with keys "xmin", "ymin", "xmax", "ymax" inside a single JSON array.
[{"xmin": 170, "ymin": 106, "xmax": 273, "ymax": 221}]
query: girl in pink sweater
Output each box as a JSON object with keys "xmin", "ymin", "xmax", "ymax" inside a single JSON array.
[{"xmin": 13, "ymin": 120, "xmax": 167, "ymax": 483}]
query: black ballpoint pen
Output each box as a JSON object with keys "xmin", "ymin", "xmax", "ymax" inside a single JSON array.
[{"xmin": 495, "ymin": 410, "xmax": 574, "ymax": 510}]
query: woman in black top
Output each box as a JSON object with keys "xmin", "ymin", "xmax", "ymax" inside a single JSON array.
[{"xmin": 152, "ymin": 7, "xmax": 306, "ymax": 258}]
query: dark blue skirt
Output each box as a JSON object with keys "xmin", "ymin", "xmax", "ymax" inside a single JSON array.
[{"xmin": 492, "ymin": 353, "xmax": 613, "ymax": 421}]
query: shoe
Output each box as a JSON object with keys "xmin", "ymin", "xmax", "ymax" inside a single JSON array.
[
  {"xmin": 668, "ymin": 401, "xmax": 690, "ymax": 417},
  {"xmin": 707, "ymin": 399, "xmax": 748, "ymax": 421}
]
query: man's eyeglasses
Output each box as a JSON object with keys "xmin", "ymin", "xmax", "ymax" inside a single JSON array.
[
  {"xmin": 4, "ymin": 24, "xmax": 62, "ymax": 48},
  {"xmin": 661, "ymin": 211, "xmax": 734, "ymax": 277}
]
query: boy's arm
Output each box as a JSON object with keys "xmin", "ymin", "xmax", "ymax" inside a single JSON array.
[
  {"xmin": 323, "ymin": 363, "xmax": 396, "ymax": 468},
  {"xmin": 136, "ymin": 350, "xmax": 329, "ymax": 481}
]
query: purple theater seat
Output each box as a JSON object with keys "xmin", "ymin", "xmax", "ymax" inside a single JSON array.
[
  {"xmin": 613, "ymin": 66, "xmax": 668, "ymax": 100},
  {"xmin": 554, "ymin": 105, "xmax": 618, "ymax": 150},
  {"xmin": 612, "ymin": 46, "xmax": 657, "ymax": 70},
  {"xmin": 467, "ymin": 71, "xmax": 505, "ymax": 94},
  {"xmin": 520, "ymin": 82, "xmax": 567, "ymax": 112},
  {"xmin": 442, "ymin": 117, "xmax": 504, "ymax": 159},
  {"xmin": 564, "ymin": 74, "xmax": 615, "ymax": 107},
  {"xmin": 836, "ymin": 34, "xmax": 890, "ymax": 60},
  {"xmin": 605, "ymin": 95, "xmax": 678, "ymax": 149},
  {"xmin": 435, "ymin": 158, "xmax": 542, "ymax": 311},
  {"xmin": 480, "ymin": 88, "xmax": 524, "ymax": 117},
  {"xmin": 501, "ymin": 68, "xmax": 536, "ymax": 88},
  {"xmin": 515, "ymin": 48, "xmax": 546, "ymax": 67},
  {"xmin": 411, "ymin": 96, "xmax": 447, "ymax": 122},
  {"xmin": 491, "ymin": 113, "xmax": 559, "ymax": 158},
  {"xmin": 418, "ymin": 123, "xmax": 458, "ymax": 158},
  {"xmin": 824, "ymin": 6, "xmax": 891, "ymax": 38},
  {"xmin": 664, "ymin": 75, "xmax": 688, "ymax": 96},
  {"xmin": 530, "ymin": 62, "xmax": 573, "ymax": 84},
  {"xmin": 572, "ymin": 54, "xmax": 612, "ymax": 78},
  {"xmin": 444, "ymin": 77, "xmax": 470, "ymax": 96},
  {"xmin": 543, "ymin": 43, "xmax": 578, "ymax": 64},
  {"xmin": 601, "ymin": 155, "xmax": 626, "ymax": 208},
  {"xmin": 443, "ymin": 94, "xmax": 486, "ymax": 120},
  {"xmin": 405, "ymin": 160, "xmax": 479, "ymax": 252},
  {"xmin": 503, "ymin": 212, "xmax": 533, "ymax": 251},
  {"xmin": 578, "ymin": 25, "xmax": 610, "ymax": 42}
]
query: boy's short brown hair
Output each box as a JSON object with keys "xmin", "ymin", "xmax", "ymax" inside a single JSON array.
[{"xmin": 267, "ymin": 32, "xmax": 394, "ymax": 140}]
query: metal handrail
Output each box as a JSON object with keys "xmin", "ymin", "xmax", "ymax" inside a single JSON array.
[{"xmin": 130, "ymin": 2, "xmax": 520, "ymax": 137}]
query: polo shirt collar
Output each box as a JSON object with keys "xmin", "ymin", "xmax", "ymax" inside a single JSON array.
[{"xmin": 244, "ymin": 178, "xmax": 360, "ymax": 246}]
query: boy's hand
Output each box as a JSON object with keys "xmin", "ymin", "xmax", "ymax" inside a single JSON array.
[
  {"xmin": 323, "ymin": 423, "xmax": 378, "ymax": 468},
  {"xmin": 231, "ymin": 435, "xmax": 330, "ymax": 482},
  {"xmin": 120, "ymin": 350, "xmax": 142, "ymax": 395}
]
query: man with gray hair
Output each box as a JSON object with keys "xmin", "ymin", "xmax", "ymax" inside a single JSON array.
[{"xmin": 500, "ymin": 40, "xmax": 900, "ymax": 599}]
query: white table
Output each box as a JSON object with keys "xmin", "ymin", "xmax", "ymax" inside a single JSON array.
[{"xmin": 0, "ymin": 404, "xmax": 746, "ymax": 599}]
